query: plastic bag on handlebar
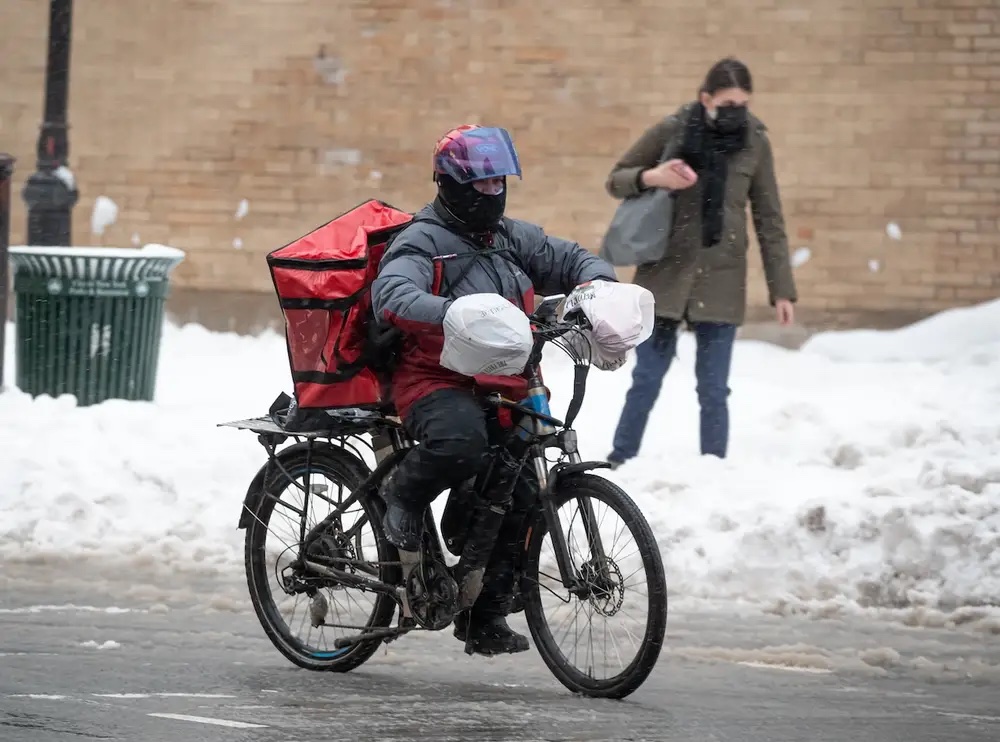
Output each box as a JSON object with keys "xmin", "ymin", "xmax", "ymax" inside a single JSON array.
[
  {"xmin": 440, "ymin": 293, "xmax": 533, "ymax": 377},
  {"xmin": 559, "ymin": 280, "xmax": 655, "ymax": 355}
]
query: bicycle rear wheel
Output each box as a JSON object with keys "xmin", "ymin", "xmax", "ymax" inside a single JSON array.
[
  {"xmin": 522, "ymin": 473, "xmax": 667, "ymax": 699},
  {"xmin": 244, "ymin": 444, "xmax": 399, "ymax": 672}
]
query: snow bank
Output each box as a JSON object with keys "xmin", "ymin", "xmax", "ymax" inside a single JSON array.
[
  {"xmin": 0, "ymin": 322, "xmax": 291, "ymax": 574},
  {"xmin": 800, "ymin": 297, "xmax": 1000, "ymax": 363},
  {"xmin": 1, "ymin": 299, "xmax": 999, "ymax": 625}
]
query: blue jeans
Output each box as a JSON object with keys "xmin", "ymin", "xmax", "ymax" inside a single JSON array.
[{"xmin": 610, "ymin": 318, "xmax": 737, "ymax": 461}]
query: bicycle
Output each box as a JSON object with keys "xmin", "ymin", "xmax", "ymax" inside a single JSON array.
[{"xmin": 219, "ymin": 294, "xmax": 668, "ymax": 699}]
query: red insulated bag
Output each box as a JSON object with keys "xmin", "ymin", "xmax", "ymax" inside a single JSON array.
[{"xmin": 267, "ymin": 199, "xmax": 413, "ymax": 420}]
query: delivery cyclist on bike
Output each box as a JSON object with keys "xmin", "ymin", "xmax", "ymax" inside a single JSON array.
[{"xmin": 370, "ymin": 124, "xmax": 627, "ymax": 656}]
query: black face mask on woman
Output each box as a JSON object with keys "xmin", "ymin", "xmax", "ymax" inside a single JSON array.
[{"xmin": 713, "ymin": 105, "xmax": 748, "ymax": 135}]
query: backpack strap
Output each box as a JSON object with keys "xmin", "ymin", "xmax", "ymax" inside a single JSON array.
[{"xmin": 384, "ymin": 212, "xmax": 526, "ymax": 300}]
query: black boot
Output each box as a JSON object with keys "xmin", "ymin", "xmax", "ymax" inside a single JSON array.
[
  {"xmin": 380, "ymin": 474, "xmax": 424, "ymax": 552},
  {"xmin": 453, "ymin": 551, "xmax": 529, "ymax": 656},
  {"xmin": 453, "ymin": 610, "xmax": 530, "ymax": 656}
]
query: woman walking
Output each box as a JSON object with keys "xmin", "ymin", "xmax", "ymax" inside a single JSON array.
[{"xmin": 605, "ymin": 57, "xmax": 797, "ymax": 466}]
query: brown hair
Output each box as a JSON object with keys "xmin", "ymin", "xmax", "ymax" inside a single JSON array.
[{"xmin": 700, "ymin": 57, "xmax": 753, "ymax": 96}]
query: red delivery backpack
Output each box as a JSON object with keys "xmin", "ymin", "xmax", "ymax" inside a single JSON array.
[{"xmin": 266, "ymin": 199, "xmax": 413, "ymax": 430}]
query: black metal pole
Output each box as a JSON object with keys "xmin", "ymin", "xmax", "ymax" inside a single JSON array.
[
  {"xmin": 22, "ymin": 0, "xmax": 78, "ymax": 246},
  {"xmin": 0, "ymin": 154, "xmax": 15, "ymax": 390}
]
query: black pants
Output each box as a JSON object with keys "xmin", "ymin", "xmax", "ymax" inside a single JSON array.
[{"xmin": 393, "ymin": 387, "xmax": 536, "ymax": 617}]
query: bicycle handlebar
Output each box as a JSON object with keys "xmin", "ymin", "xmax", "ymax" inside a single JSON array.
[
  {"xmin": 524, "ymin": 299, "xmax": 594, "ymax": 377},
  {"xmin": 528, "ymin": 297, "xmax": 592, "ymax": 338},
  {"xmin": 524, "ymin": 304, "xmax": 593, "ymax": 430}
]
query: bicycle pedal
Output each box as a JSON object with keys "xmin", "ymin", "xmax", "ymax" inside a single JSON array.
[
  {"xmin": 384, "ymin": 616, "xmax": 415, "ymax": 645},
  {"xmin": 397, "ymin": 615, "xmax": 416, "ymax": 630}
]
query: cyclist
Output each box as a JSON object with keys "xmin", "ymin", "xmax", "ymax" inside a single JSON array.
[{"xmin": 371, "ymin": 124, "xmax": 625, "ymax": 656}]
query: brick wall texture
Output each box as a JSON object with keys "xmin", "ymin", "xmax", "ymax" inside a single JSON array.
[{"xmin": 2, "ymin": 0, "xmax": 998, "ymax": 320}]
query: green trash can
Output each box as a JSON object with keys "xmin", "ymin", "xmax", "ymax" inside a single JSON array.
[{"xmin": 8, "ymin": 244, "xmax": 186, "ymax": 406}]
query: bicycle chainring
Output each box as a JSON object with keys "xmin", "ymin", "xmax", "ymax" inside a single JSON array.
[{"xmin": 405, "ymin": 558, "xmax": 460, "ymax": 630}]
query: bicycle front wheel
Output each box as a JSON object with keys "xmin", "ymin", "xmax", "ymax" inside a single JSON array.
[{"xmin": 522, "ymin": 473, "xmax": 667, "ymax": 699}]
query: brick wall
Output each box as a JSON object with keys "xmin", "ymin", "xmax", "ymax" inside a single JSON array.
[{"xmin": 2, "ymin": 0, "xmax": 998, "ymax": 322}]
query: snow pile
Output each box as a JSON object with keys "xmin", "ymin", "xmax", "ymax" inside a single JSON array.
[
  {"xmin": 2, "ymin": 299, "xmax": 999, "ymax": 624},
  {"xmin": 79, "ymin": 640, "xmax": 121, "ymax": 650},
  {"xmin": 575, "ymin": 298, "xmax": 1000, "ymax": 620},
  {"xmin": 0, "ymin": 322, "xmax": 290, "ymax": 573},
  {"xmin": 800, "ymin": 297, "xmax": 1000, "ymax": 363},
  {"xmin": 53, "ymin": 166, "xmax": 76, "ymax": 191}
]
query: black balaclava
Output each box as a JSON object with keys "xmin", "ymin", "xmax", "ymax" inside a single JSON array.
[{"xmin": 434, "ymin": 173, "xmax": 507, "ymax": 235}]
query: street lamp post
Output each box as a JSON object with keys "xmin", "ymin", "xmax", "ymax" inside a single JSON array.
[
  {"xmin": 0, "ymin": 154, "xmax": 16, "ymax": 390},
  {"xmin": 22, "ymin": 0, "xmax": 79, "ymax": 246}
]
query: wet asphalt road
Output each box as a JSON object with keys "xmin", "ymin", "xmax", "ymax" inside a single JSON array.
[{"xmin": 1, "ymin": 559, "xmax": 999, "ymax": 742}]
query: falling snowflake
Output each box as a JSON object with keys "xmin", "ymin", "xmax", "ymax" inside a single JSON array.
[
  {"xmin": 791, "ymin": 247, "xmax": 811, "ymax": 268},
  {"xmin": 91, "ymin": 196, "xmax": 119, "ymax": 236}
]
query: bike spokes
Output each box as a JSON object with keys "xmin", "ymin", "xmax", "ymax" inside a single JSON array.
[
  {"xmin": 261, "ymin": 471, "xmax": 382, "ymax": 654},
  {"xmin": 534, "ymin": 495, "xmax": 652, "ymax": 681}
]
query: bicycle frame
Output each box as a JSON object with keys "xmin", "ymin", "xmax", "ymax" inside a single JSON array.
[
  {"xmin": 519, "ymin": 398, "xmax": 614, "ymax": 593},
  {"xmin": 480, "ymin": 297, "xmax": 615, "ymax": 592}
]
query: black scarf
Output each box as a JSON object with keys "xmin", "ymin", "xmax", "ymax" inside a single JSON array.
[{"xmin": 679, "ymin": 102, "xmax": 748, "ymax": 247}]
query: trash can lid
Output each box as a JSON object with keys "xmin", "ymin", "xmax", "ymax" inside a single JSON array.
[{"xmin": 8, "ymin": 244, "xmax": 185, "ymax": 261}]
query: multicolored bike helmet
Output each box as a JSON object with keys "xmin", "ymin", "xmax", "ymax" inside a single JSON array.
[{"xmin": 432, "ymin": 125, "xmax": 523, "ymax": 184}]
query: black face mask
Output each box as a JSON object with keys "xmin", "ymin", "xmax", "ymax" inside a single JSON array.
[
  {"xmin": 436, "ymin": 174, "xmax": 507, "ymax": 234},
  {"xmin": 713, "ymin": 105, "xmax": 748, "ymax": 135}
]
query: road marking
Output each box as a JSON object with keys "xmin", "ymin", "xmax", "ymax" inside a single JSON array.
[
  {"xmin": 737, "ymin": 660, "xmax": 833, "ymax": 674},
  {"xmin": 936, "ymin": 711, "xmax": 1000, "ymax": 724},
  {"xmin": 0, "ymin": 604, "xmax": 143, "ymax": 614},
  {"xmin": 7, "ymin": 692, "xmax": 240, "ymax": 702},
  {"xmin": 94, "ymin": 693, "xmax": 237, "ymax": 699},
  {"xmin": 148, "ymin": 713, "xmax": 267, "ymax": 729}
]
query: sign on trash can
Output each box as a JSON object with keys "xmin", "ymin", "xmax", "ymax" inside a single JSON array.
[{"xmin": 8, "ymin": 244, "xmax": 185, "ymax": 406}]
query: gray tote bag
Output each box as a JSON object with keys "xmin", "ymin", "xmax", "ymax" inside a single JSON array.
[{"xmin": 599, "ymin": 138, "xmax": 678, "ymax": 268}]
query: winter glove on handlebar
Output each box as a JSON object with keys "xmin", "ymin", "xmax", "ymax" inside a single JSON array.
[
  {"xmin": 440, "ymin": 293, "xmax": 533, "ymax": 377},
  {"xmin": 565, "ymin": 332, "xmax": 630, "ymax": 371},
  {"xmin": 558, "ymin": 280, "xmax": 656, "ymax": 371}
]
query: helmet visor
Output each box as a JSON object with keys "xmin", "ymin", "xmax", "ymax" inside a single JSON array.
[{"xmin": 434, "ymin": 127, "xmax": 522, "ymax": 185}]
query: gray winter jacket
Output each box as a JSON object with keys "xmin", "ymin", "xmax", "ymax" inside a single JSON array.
[{"xmin": 371, "ymin": 202, "xmax": 617, "ymax": 418}]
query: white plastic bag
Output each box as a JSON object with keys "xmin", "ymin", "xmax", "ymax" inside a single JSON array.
[
  {"xmin": 587, "ymin": 341, "xmax": 630, "ymax": 371},
  {"xmin": 440, "ymin": 293, "xmax": 533, "ymax": 377},
  {"xmin": 560, "ymin": 280, "xmax": 655, "ymax": 356}
]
